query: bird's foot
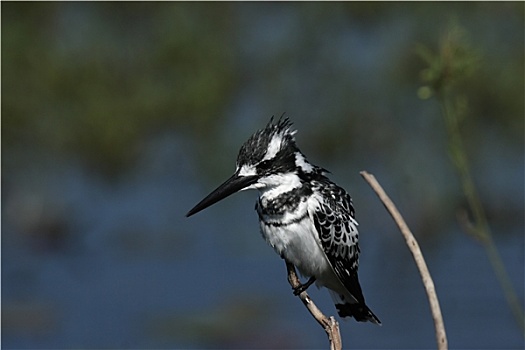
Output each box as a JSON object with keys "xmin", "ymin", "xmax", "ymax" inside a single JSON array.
[{"xmin": 293, "ymin": 276, "xmax": 316, "ymax": 295}]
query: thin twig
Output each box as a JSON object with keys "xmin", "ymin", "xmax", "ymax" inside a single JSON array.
[
  {"xmin": 360, "ymin": 171, "xmax": 448, "ymax": 350},
  {"xmin": 285, "ymin": 261, "xmax": 342, "ymax": 350}
]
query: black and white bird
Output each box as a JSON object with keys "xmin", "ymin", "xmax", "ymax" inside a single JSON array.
[{"xmin": 186, "ymin": 116, "xmax": 380, "ymax": 325}]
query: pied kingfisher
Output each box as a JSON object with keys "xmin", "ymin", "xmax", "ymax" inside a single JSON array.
[{"xmin": 186, "ymin": 116, "xmax": 380, "ymax": 325}]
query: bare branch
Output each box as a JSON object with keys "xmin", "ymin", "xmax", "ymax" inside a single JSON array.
[
  {"xmin": 360, "ymin": 171, "xmax": 448, "ymax": 350},
  {"xmin": 285, "ymin": 261, "xmax": 342, "ymax": 350}
]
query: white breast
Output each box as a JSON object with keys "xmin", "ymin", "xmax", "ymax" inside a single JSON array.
[
  {"xmin": 260, "ymin": 216, "xmax": 349, "ymax": 297},
  {"xmin": 260, "ymin": 216, "xmax": 330, "ymax": 277}
]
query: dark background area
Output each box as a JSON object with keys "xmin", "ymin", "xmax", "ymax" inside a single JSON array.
[{"xmin": 2, "ymin": 2, "xmax": 524, "ymax": 349}]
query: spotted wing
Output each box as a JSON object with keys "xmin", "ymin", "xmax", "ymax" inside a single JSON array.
[{"xmin": 311, "ymin": 182, "xmax": 366, "ymax": 304}]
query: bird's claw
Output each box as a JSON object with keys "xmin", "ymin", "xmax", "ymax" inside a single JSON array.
[{"xmin": 292, "ymin": 276, "xmax": 316, "ymax": 295}]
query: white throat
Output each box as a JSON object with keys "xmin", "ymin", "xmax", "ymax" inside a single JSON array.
[{"xmin": 257, "ymin": 172, "xmax": 302, "ymax": 201}]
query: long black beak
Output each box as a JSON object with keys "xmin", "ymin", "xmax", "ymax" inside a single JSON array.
[{"xmin": 186, "ymin": 173, "xmax": 259, "ymax": 217}]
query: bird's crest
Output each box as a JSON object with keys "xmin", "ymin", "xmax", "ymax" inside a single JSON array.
[{"xmin": 237, "ymin": 114, "xmax": 297, "ymax": 168}]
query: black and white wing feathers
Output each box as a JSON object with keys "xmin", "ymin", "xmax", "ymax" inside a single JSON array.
[
  {"xmin": 311, "ymin": 179, "xmax": 381, "ymax": 324},
  {"xmin": 311, "ymin": 180, "xmax": 364, "ymax": 302}
]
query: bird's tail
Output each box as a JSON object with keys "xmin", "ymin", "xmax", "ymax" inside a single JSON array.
[{"xmin": 329, "ymin": 291, "xmax": 381, "ymax": 325}]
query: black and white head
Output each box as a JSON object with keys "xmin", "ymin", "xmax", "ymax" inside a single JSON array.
[{"xmin": 186, "ymin": 116, "xmax": 317, "ymax": 217}]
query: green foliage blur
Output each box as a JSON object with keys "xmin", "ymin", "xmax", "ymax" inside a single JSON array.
[
  {"xmin": 417, "ymin": 19, "xmax": 524, "ymax": 333},
  {"xmin": 3, "ymin": 2, "xmax": 239, "ymax": 175},
  {"xmin": 2, "ymin": 2, "xmax": 523, "ymax": 178}
]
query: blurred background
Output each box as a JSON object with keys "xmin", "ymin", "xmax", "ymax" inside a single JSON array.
[{"xmin": 2, "ymin": 2, "xmax": 524, "ymax": 349}]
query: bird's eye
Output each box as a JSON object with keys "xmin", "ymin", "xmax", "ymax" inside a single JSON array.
[{"xmin": 258, "ymin": 160, "xmax": 271, "ymax": 170}]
